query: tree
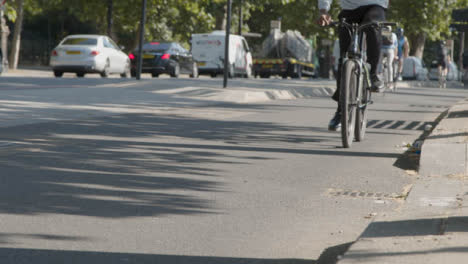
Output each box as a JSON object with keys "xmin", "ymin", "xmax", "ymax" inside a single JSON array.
[
  {"xmin": 9, "ymin": 0, "xmax": 24, "ymax": 69},
  {"xmin": 389, "ymin": 0, "xmax": 468, "ymax": 58}
]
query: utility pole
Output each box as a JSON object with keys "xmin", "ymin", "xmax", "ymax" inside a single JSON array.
[
  {"xmin": 136, "ymin": 0, "xmax": 147, "ymax": 80},
  {"xmin": 459, "ymin": 32, "xmax": 465, "ymax": 73},
  {"xmin": 223, "ymin": 0, "xmax": 232, "ymax": 88}
]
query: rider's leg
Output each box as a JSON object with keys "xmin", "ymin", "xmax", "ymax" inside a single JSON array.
[
  {"xmin": 387, "ymin": 49, "xmax": 394, "ymax": 86},
  {"xmin": 362, "ymin": 6, "xmax": 386, "ymax": 90},
  {"xmin": 377, "ymin": 51, "xmax": 385, "ymax": 75},
  {"xmin": 328, "ymin": 22, "xmax": 351, "ymax": 131},
  {"xmin": 397, "ymin": 58, "xmax": 403, "ymax": 80},
  {"xmin": 438, "ymin": 65, "xmax": 445, "ymax": 89}
]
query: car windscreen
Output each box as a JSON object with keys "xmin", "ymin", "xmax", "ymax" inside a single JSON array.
[
  {"xmin": 142, "ymin": 42, "xmax": 172, "ymax": 51},
  {"xmin": 62, "ymin": 38, "xmax": 98, "ymax": 45}
]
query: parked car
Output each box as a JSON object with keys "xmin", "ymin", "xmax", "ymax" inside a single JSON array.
[
  {"xmin": 428, "ymin": 60, "xmax": 460, "ymax": 81},
  {"xmin": 129, "ymin": 42, "xmax": 198, "ymax": 78},
  {"xmin": 401, "ymin": 56, "xmax": 428, "ymax": 81},
  {"xmin": 191, "ymin": 31, "xmax": 252, "ymax": 78},
  {"xmin": 50, "ymin": 34, "xmax": 131, "ymax": 78}
]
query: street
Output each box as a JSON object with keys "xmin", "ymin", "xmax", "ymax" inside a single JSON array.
[{"xmin": 0, "ymin": 73, "xmax": 467, "ymax": 263}]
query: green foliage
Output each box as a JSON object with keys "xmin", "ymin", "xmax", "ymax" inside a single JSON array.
[
  {"xmin": 389, "ymin": 0, "xmax": 468, "ymax": 41},
  {"xmin": 6, "ymin": 0, "xmax": 468, "ymax": 61}
]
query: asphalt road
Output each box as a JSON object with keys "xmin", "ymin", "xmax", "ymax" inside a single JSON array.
[{"xmin": 0, "ymin": 73, "xmax": 467, "ymax": 263}]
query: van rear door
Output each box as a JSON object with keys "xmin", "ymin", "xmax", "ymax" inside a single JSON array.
[{"xmin": 192, "ymin": 34, "xmax": 224, "ymax": 69}]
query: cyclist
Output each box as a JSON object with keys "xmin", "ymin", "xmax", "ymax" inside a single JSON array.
[
  {"xmin": 395, "ymin": 27, "xmax": 409, "ymax": 81},
  {"xmin": 379, "ymin": 26, "xmax": 398, "ymax": 89},
  {"xmin": 436, "ymin": 40, "xmax": 449, "ymax": 88},
  {"xmin": 317, "ymin": 0, "xmax": 389, "ymax": 131}
]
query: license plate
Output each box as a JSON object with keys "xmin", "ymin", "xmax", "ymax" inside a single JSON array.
[
  {"xmin": 143, "ymin": 54, "xmax": 155, "ymax": 59},
  {"xmin": 262, "ymin": 64, "xmax": 273, "ymax": 69},
  {"xmin": 66, "ymin": 50, "xmax": 81, "ymax": 55},
  {"xmin": 198, "ymin": 62, "xmax": 206, "ymax": 66}
]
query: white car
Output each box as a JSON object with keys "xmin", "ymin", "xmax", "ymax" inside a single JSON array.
[
  {"xmin": 50, "ymin": 34, "xmax": 131, "ymax": 78},
  {"xmin": 402, "ymin": 56, "xmax": 428, "ymax": 81}
]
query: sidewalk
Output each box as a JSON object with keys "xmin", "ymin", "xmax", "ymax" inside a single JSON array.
[{"xmin": 337, "ymin": 97, "xmax": 468, "ymax": 263}]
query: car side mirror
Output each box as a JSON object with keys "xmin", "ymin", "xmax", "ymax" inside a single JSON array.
[{"xmin": 120, "ymin": 46, "xmax": 125, "ymax": 50}]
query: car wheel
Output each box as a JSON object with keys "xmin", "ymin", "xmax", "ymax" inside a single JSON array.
[
  {"xmin": 190, "ymin": 63, "xmax": 199, "ymax": 78},
  {"xmin": 228, "ymin": 64, "xmax": 235, "ymax": 78},
  {"xmin": 151, "ymin": 72, "xmax": 159, "ymax": 78},
  {"xmin": 54, "ymin": 70, "xmax": 63, "ymax": 78},
  {"xmin": 100, "ymin": 60, "xmax": 110, "ymax": 78},
  {"xmin": 121, "ymin": 62, "xmax": 131, "ymax": 78},
  {"xmin": 76, "ymin": 72, "xmax": 85, "ymax": 78},
  {"xmin": 131, "ymin": 70, "xmax": 136, "ymax": 78},
  {"xmin": 245, "ymin": 64, "xmax": 252, "ymax": 78},
  {"xmin": 170, "ymin": 63, "xmax": 180, "ymax": 78},
  {"xmin": 210, "ymin": 73, "xmax": 217, "ymax": 78}
]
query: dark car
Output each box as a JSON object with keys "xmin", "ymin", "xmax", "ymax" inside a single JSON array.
[{"xmin": 129, "ymin": 42, "xmax": 198, "ymax": 78}]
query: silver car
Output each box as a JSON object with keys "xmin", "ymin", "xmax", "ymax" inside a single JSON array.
[
  {"xmin": 50, "ymin": 34, "xmax": 131, "ymax": 78},
  {"xmin": 401, "ymin": 56, "xmax": 428, "ymax": 81}
]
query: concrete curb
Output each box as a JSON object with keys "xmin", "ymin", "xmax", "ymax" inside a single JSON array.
[
  {"xmin": 337, "ymin": 175, "xmax": 468, "ymax": 264},
  {"xmin": 337, "ymin": 97, "xmax": 468, "ymax": 264},
  {"xmin": 152, "ymin": 85, "xmax": 335, "ymax": 104},
  {"xmin": 397, "ymin": 81, "xmax": 465, "ymax": 89},
  {"xmin": 420, "ymin": 98, "xmax": 468, "ymax": 177}
]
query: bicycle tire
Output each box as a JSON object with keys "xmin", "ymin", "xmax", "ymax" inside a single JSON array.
[
  {"xmin": 392, "ymin": 60, "xmax": 399, "ymax": 92},
  {"xmin": 355, "ymin": 66, "xmax": 370, "ymax": 142},
  {"xmin": 340, "ymin": 60, "xmax": 358, "ymax": 148}
]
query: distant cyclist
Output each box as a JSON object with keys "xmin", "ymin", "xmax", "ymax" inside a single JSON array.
[
  {"xmin": 379, "ymin": 26, "xmax": 398, "ymax": 88},
  {"xmin": 395, "ymin": 27, "xmax": 409, "ymax": 81},
  {"xmin": 317, "ymin": 0, "xmax": 389, "ymax": 131},
  {"xmin": 436, "ymin": 40, "xmax": 449, "ymax": 88}
]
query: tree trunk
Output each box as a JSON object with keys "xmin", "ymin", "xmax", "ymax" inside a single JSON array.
[
  {"xmin": 215, "ymin": 4, "xmax": 227, "ymax": 30},
  {"xmin": 107, "ymin": 0, "xmax": 114, "ymax": 38},
  {"xmin": 9, "ymin": 0, "xmax": 24, "ymax": 69},
  {"xmin": 409, "ymin": 33, "xmax": 426, "ymax": 59},
  {"xmin": 1, "ymin": 7, "xmax": 10, "ymax": 71}
]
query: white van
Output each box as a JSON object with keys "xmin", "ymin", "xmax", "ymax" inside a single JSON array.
[{"xmin": 191, "ymin": 31, "xmax": 252, "ymax": 78}]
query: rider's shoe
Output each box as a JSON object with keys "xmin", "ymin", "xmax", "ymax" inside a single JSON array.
[
  {"xmin": 328, "ymin": 111, "xmax": 341, "ymax": 131},
  {"xmin": 370, "ymin": 74, "xmax": 384, "ymax": 92}
]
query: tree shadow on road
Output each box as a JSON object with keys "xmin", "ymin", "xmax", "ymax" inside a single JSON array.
[
  {"xmin": 0, "ymin": 110, "xmax": 341, "ymax": 218},
  {"xmin": 0, "ymin": 247, "xmax": 316, "ymax": 264}
]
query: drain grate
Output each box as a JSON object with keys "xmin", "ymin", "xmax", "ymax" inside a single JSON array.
[{"xmin": 326, "ymin": 188, "xmax": 408, "ymax": 200}]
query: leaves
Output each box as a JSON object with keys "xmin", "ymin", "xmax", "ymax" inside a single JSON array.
[{"xmin": 4, "ymin": 0, "xmax": 468, "ymax": 56}]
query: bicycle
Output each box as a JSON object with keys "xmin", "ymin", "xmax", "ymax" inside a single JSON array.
[
  {"xmin": 381, "ymin": 54, "xmax": 397, "ymax": 93},
  {"xmin": 392, "ymin": 58, "xmax": 399, "ymax": 91},
  {"xmin": 331, "ymin": 19, "xmax": 396, "ymax": 148},
  {"xmin": 438, "ymin": 65, "xmax": 447, "ymax": 89}
]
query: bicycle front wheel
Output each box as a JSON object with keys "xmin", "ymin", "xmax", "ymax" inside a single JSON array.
[
  {"xmin": 340, "ymin": 60, "xmax": 358, "ymax": 148},
  {"xmin": 355, "ymin": 68, "xmax": 370, "ymax": 142}
]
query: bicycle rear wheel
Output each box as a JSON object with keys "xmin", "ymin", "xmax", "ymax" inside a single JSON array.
[
  {"xmin": 392, "ymin": 60, "xmax": 399, "ymax": 92},
  {"xmin": 355, "ymin": 67, "xmax": 370, "ymax": 142},
  {"xmin": 340, "ymin": 60, "xmax": 358, "ymax": 148}
]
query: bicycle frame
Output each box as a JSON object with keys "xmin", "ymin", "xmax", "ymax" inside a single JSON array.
[{"xmin": 339, "ymin": 20, "xmax": 372, "ymax": 109}]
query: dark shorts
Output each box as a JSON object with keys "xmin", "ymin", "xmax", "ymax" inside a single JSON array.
[{"xmin": 437, "ymin": 58, "xmax": 448, "ymax": 69}]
